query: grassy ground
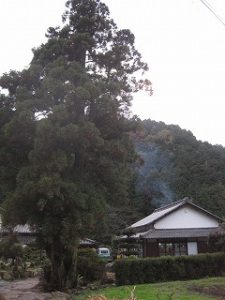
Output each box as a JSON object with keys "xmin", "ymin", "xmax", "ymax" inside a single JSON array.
[{"xmin": 73, "ymin": 277, "xmax": 225, "ymax": 300}]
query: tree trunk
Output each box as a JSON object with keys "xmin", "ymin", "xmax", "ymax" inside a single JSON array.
[{"xmin": 46, "ymin": 240, "xmax": 79, "ymax": 291}]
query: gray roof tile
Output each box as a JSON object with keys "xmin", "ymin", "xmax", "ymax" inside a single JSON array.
[{"xmin": 141, "ymin": 227, "xmax": 225, "ymax": 239}]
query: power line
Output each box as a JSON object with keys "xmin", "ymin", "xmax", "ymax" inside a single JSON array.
[{"xmin": 200, "ymin": 0, "xmax": 225, "ymax": 27}]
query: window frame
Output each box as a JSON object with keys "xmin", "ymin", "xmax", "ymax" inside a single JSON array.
[{"xmin": 158, "ymin": 241, "xmax": 187, "ymax": 256}]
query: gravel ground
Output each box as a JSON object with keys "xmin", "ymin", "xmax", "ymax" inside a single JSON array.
[{"xmin": 0, "ymin": 278, "xmax": 70, "ymax": 300}]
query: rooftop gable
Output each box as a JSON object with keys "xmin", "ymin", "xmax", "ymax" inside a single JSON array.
[
  {"xmin": 130, "ymin": 197, "xmax": 223, "ymax": 229},
  {"xmin": 130, "ymin": 201, "xmax": 182, "ymax": 228}
]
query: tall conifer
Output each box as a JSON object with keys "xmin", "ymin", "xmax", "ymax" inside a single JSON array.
[{"xmin": 0, "ymin": 0, "xmax": 151, "ymax": 290}]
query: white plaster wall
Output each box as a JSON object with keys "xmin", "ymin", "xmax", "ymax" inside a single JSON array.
[
  {"xmin": 154, "ymin": 206, "xmax": 219, "ymax": 229},
  {"xmin": 187, "ymin": 242, "xmax": 198, "ymax": 255}
]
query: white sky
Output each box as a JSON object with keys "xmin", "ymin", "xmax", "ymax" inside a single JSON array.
[{"xmin": 1, "ymin": 0, "xmax": 225, "ymax": 145}]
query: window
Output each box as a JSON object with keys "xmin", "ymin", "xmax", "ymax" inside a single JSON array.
[
  {"xmin": 100, "ymin": 250, "xmax": 109, "ymax": 254},
  {"xmin": 159, "ymin": 242, "xmax": 173, "ymax": 256},
  {"xmin": 158, "ymin": 242, "xmax": 187, "ymax": 256},
  {"xmin": 174, "ymin": 242, "xmax": 187, "ymax": 256}
]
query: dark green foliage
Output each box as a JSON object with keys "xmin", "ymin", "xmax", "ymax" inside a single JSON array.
[
  {"xmin": 77, "ymin": 248, "xmax": 105, "ymax": 283},
  {"xmin": 114, "ymin": 253, "xmax": 225, "ymax": 285},
  {"xmin": 134, "ymin": 119, "xmax": 225, "ymax": 217},
  {"xmin": 135, "ymin": 141, "xmax": 175, "ymax": 209},
  {"xmin": 0, "ymin": 235, "xmax": 28, "ymax": 279},
  {"xmin": 0, "ymin": 235, "xmax": 23, "ymax": 262},
  {"xmin": 0, "ymin": 0, "xmax": 150, "ymax": 291},
  {"xmin": 23, "ymin": 244, "xmax": 48, "ymax": 267},
  {"xmin": 44, "ymin": 248, "xmax": 105, "ymax": 289},
  {"xmin": 208, "ymin": 232, "xmax": 225, "ymax": 253}
]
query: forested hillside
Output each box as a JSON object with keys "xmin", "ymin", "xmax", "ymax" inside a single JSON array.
[{"xmin": 134, "ymin": 119, "xmax": 225, "ymax": 218}]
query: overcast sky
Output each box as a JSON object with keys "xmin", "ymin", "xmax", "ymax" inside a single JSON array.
[{"xmin": 1, "ymin": 0, "xmax": 225, "ymax": 145}]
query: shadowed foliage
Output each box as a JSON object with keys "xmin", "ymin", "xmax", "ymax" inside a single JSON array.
[{"xmin": 0, "ymin": 0, "xmax": 150, "ymax": 291}]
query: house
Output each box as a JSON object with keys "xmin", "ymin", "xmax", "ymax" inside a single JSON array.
[
  {"xmin": 0, "ymin": 223, "xmax": 35, "ymax": 245},
  {"xmin": 0, "ymin": 214, "xmax": 98, "ymax": 247},
  {"xmin": 120, "ymin": 197, "xmax": 225, "ymax": 257}
]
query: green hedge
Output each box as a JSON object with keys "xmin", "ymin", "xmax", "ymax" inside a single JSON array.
[
  {"xmin": 77, "ymin": 248, "xmax": 105, "ymax": 283},
  {"xmin": 114, "ymin": 253, "xmax": 225, "ymax": 285}
]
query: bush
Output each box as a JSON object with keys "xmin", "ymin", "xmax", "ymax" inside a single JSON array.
[
  {"xmin": 23, "ymin": 244, "xmax": 48, "ymax": 267},
  {"xmin": 114, "ymin": 253, "xmax": 225, "ymax": 285},
  {"xmin": 0, "ymin": 236, "xmax": 28, "ymax": 280},
  {"xmin": 0, "ymin": 235, "xmax": 24, "ymax": 262},
  {"xmin": 208, "ymin": 233, "xmax": 225, "ymax": 252},
  {"xmin": 77, "ymin": 248, "xmax": 105, "ymax": 284}
]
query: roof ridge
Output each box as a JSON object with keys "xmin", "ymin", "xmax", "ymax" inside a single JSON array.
[
  {"xmin": 154, "ymin": 197, "xmax": 191, "ymax": 212},
  {"xmin": 130, "ymin": 197, "xmax": 194, "ymax": 229},
  {"xmin": 150, "ymin": 227, "xmax": 221, "ymax": 231}
]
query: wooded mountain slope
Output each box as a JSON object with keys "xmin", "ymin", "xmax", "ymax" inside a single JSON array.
[{"xmin": 134, "ymin": 119, "xmax": 225, "ymax": 218}]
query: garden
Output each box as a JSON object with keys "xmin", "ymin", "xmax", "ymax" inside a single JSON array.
[{"xmin": 74, "ymin": 277, "xmax": 225, "ymax": 300}]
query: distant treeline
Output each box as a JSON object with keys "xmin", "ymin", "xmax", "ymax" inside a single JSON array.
[{"xmin": 134, "ymin": 119, "xmax": 225, "ymax": 218}]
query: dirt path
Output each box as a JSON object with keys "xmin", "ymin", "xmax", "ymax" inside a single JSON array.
[{"xmin": 0, "ymin": 278, "xmax": 70, "ymax": 300}]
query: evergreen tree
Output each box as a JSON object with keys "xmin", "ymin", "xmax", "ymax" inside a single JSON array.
[
  {"xmin": 0, "ymin": 0, "xmax": 151, "ymax": 290},
  {"xmin": 134, "ymin": 119, "xmax": 225, "ymax": 217}
]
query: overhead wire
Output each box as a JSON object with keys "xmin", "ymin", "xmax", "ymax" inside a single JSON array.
[{"xmin": 199, "ymin": 0, "xmax": 225, "ymax": 27}]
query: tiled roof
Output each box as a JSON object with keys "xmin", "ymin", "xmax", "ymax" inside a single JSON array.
[
  {"xmin": 130, "ymin": 198, "xmax": 189, "ymax": 228},
  {"xmin": 141, "ymin": 227, "xmax": 225, "ymax": 239},
  {"xmin": 79, "ymin": 238, "xmax": 98, "ymax": 245},
  {"xmin": 14, "ymin": 224, "xmax": 33, "ymax": 234},
  {"xmin": 129, "ymin": 197, "xmax": 224, "ymax": 229},
  {"xmin": 0, "ymin": 224, "xmax": 33, "ymax": 234}
]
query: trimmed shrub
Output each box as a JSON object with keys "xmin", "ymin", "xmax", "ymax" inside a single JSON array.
[
  {"xmin": 115, "ymin": 253, "xmax": 225, "ymax": 285},
  {"xmin": 77, "ymin": 248, "xmax": 105, "ymax": 283}
]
